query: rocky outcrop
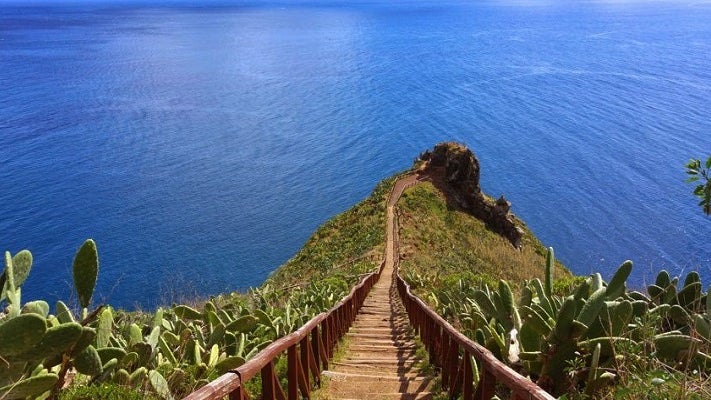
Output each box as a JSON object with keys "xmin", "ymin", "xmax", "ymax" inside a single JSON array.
[{"xmin": 418, "ymin": 142, "xmax": 523, "ymax": 248}]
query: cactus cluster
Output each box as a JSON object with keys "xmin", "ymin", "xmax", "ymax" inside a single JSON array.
[
  {"xmin": 0, "ymin": 241, "xmax": 354, "ymax": 399},
  {"xmin": 411, "ymin": 247, "xmax": 711, "ymax": 397},
  {"xmin": 0, "ymin": 240, "xmax": 102, "ymax": 400}
]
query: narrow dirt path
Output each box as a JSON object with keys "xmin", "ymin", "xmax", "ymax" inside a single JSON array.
[{"xmin": 319, "ymin": 174, "xmax": 432, "ymax": 400}]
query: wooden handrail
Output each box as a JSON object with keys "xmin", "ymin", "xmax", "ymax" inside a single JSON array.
[
  {"xmin": 185, "ymin": 173, "xmax": 552, "ymax": 399},
  {"xmin": 183, "ymin": 261, "xmax": 384, "ymax": 400},
  {"xmin": 389, "ymin": 177, "xmax": 552, "ymax": 399},
  {"xmin": 395, "ymin": 274, "xmax": 555, "ymax": 400}
]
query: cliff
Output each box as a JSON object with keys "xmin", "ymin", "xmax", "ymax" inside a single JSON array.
[{"xmin": 417, "ymin": 142, "xmax": 524, "ymax": 248}]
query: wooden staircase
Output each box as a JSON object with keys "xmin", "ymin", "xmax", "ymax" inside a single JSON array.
[
  {"xmin": 184, "ymin": 172, "xmax": 553, "ymax": 400},
  {"xmin": 319, "ymin": 275, "xmax": 434, "ymax": 399},
  {"xmin": 318, "ymin": 175, "xmax": 433, "ymax": 400}
]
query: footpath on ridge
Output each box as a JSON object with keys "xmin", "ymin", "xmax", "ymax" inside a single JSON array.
[{"xmin": 319, "ymin": 173, "xmax": 434, "ymax": 400}]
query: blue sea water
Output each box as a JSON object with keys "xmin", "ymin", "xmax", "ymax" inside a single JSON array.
[{"xmin": 1, "ymin": 0, "xmax": 710, "ymax": 309}]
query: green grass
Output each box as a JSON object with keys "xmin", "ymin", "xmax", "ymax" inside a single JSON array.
[
  {"xmin": 397, "ymin": 181, "xmax": 570, "ymax": 290},
  {"xmin": 58, "ymin": 384, "xmax": 162, "ymax": 400},
  {"xmin": 265, "ymin": 175, "xmax": 399, "ymax": 290}
]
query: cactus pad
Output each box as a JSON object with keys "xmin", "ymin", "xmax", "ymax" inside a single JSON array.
[
  {"xmin": 72, "ymin": 239, "xmax": 99, "ymax": 308},
  {"xmin": 96, "ymin": 307, "xmax": 113, "ymax": 348},
  {"xmin": 0, "ymin": 250, "xmax": 33, "ymax": 301},
  {"xmin": 96, "ymin": 347, "xmax": 127, "ymax": 365},
  {"xmin": 74, "ymin": 345, "xmax": 103, "ymax": 376},
  {"xmin": 21, "ymin": 301, "xmax": 49, "ymax": 317},
  {"xmin": 0, "ymin": 373, "xmax": 58, "ymax": 400},
  {"xmin": 149, "ymin": 370, "xmax": 174, "ymax": 400},
  {"xmin": 173, "ymin": 305, "xmax": 202, "ymax": 320},
  {"xmin": 0, "ymin": 313, "xmax": 47, "ymax": 357},
  {"xmin": 215, "ymin": 355, "xmax": 246, "ymax": 374},
  {"xmin": 226, "ymin": 315, "xmax": 259, "ymax": 333},
  {"xmin": 15, "ymin": 322, "xmax": 83, "ymax": 362}
]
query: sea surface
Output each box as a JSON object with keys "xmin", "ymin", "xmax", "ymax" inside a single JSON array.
[{"xmin": 1, "ymin": 0, "xmax": 710, "ymax": 309}]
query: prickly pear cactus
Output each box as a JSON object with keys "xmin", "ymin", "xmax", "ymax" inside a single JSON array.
[
  {"xmin": 73, "ymin": 239, "xmax": 99, "ymax": 309},
  {"xmin": 0, "ymin": 250, "xmax": 32, "ymax": 301}
]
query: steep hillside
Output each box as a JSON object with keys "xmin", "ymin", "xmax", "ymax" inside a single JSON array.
[
  {"xmin": 7, "ymin": 142, "xmax": 708, "ymax": 400},
  {"xmin": 398, "ymin": 142, "xmax": 570, "ymax": 291},
  {"xmin": 397, "ymin": 143, "xmax": 711, "ymax": 399},
  {"xmin": 264, "ymin": 174, "xmax": 399, "ymax": 290},
  {"xmin": 0, "ymin": 173, "xmax": 406, "ymax": 400}
]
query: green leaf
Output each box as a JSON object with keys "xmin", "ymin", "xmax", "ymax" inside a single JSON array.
[{"xmin": 705, "ymin": 156, "xmax": 711, "ymax": 169}]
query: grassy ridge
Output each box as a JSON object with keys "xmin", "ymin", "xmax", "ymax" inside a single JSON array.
[
  {"xmin": 397, "ymin": 181, "xmax": 571, "ymax": 290},
  {"xmin": 265, "ymin": 175, "xmax": 398, "ymax": 289}
]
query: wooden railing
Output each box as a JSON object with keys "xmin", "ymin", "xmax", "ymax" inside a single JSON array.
[
  {"xmin": 183, "ymin": 263, "xmax": 383, "ymax": 400},
  {"xmin": 186, "ymin": 173, "xmax": 554, "ymax": 399},
  {"xmin": 396, "ymin": 275, "xmax": 555, "ymax": 400}
]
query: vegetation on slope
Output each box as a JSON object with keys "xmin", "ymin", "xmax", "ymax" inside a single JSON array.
[
  {"xmin": 265, "ymin": 175, "xmax": 397, "ymax": 289},
  {"xmin": 0, "ymin": 176, "xmax": 398, "ymax": 400},
  {"xmin": 398, "ymin": 181, "xmax": 571, "ymax": 292},
  {"xmin": 5, "ymin": 145, "xmax": 709, "ymax": 400},
  {"xmin": 398, "ymin": 179, "xmax": 711, "ymax": 399}
]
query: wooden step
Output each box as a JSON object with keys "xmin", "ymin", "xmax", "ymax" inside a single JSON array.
[
  {"xmin": 322, "ymin": 371, "xmax": 431, "ymax": 382},
  {"xmin": 331, "ymin": 393, "xmax": 433, "ymax": 400}
]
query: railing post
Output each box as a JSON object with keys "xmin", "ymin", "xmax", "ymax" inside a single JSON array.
[
  {"xmin": 446, "ymin": 338, "xmax": 459, "ymax": 393},
  {"xmin": 297, "ymin": 340, "xmax": 310, "ymax": 398},
  {"xmin": 261, "ymin": 361, "xmax": 276, "ymax": 400},
  {"xmin": 347, "ymin": 298, "xmax": 354, "ymax": 328},
  {"xmin": 231, "ymin": 385, "xmax": 249, "ymax": 400},
  {"xmin": 441, "ymin": 335, "xmax": 451, "ymax": 389},
  {"xmin": 287, "ymin": 345, "xmax": 298, "ymax": 400},
  {"xmin": 439, "ymin": 325, "xmax": 448, "ymax": 368},
  {"xmin": 334, "ymin": 309, "xmax": 341, "ymax": 348},
  {"xmin": 430, "ymin": 324, "xmax": 439, "ymax": 368},
  {"xmin": 512, "ymin": 390, "xmax": 530, "ymax": 400},
  {"xmin": 322, "ymin": 317, "xmax": 332, "ymax": 362},
  {"xmin": 300, "ymin": 336, "xmax": 311, "ymax": 390},
  {"xmin": 474, "ymin": 367, "xmax": 496, "ymax": 400},
  {"xmin": 423, "ymin": 318, "xmax": 437, "ymax": 364},
  {"xmin": 312, "ymin": 325, "xmax": 325, "ymax": 376},
  {"xmin": 463, "ymin": 351, "xmax": 474, "ymax": 400}
]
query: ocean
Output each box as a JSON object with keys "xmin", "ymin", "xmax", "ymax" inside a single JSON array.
[{"xmin": 1, "ymin": 0, "xmax": 710, "ymax": 309}]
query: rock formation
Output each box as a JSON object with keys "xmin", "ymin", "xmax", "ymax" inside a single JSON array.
[{"xmin": 418, "ymin": 142, "xmax": 524, "ymax": 248}]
